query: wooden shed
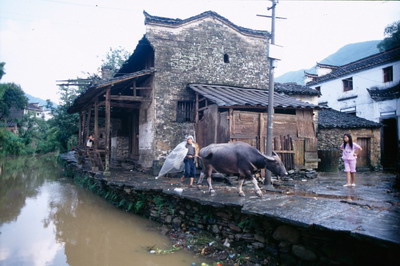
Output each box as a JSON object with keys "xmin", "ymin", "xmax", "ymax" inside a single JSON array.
[{"xmin": 188, "ymin": 84, "xmax": 321, "ymax": 170}]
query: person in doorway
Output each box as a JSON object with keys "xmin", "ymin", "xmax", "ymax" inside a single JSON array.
[
  {"xmin": 86, "ymin": 134, "xmax": 95, "ymax": 149},
  {"xmin": 340, "ymin": 133, "xmax": 362, "ymax": 187},
  {"xmin": 181, "ymin": 135, "xmax": 198, "ymax": 187}
]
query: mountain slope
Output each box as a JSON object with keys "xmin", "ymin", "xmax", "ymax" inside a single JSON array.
[
  {"xmin": 276, "ymin": 40, "xmax": 381, "ymax": 85},
  {"xmin": 25, "ymin": 93, "xmax": 58, "ymax": 108}
]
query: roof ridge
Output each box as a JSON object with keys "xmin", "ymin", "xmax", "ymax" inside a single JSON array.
[
  {"xmin": 307, "ymin": 46, "xmax": 400, "ymax": 85},
  {"xmin": 143, "ymin": 10, "xmax": 270, "ymax": 37}
]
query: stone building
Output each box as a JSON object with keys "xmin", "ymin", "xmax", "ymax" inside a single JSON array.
[
  {"xmin": 68, "ymin": 11, "xmax": 320, "ymax": 172},
  {"xmin": 318, "ymin": 108, "xmax": 381, "ymax": 171}
]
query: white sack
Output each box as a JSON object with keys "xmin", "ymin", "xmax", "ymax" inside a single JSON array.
[{"xmin": 156, "ymin": 141, "xmax": 188, "ymax": 179}]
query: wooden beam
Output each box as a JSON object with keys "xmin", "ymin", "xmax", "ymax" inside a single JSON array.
[
  {"xmin": 110, "ymin": 95, "xmax": 151, "ymax": 102},
  {"xmin": 110, "ymin": 102, "xmax": 141, "ymax": 109},
  {"xmin": 104, "ymin": 87, "xmax": 111, "ymax": 173}
]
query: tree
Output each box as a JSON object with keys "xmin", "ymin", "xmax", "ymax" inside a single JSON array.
[
  {"xmin": 378, "ymin": 20, "xmax": 400, "ymax": 52},
  {"xmin": 100, "ymin": 46, "xmax": 130, "ymax": 75},
  {"xmin": 0, "ymin": 83, "xmax": 28, "ymax": 120},
  {"xmin": 0, "ymin": 62, "xmax": 5, "ymax": 80},
  {"xmin": 47, "ymin": 85, "xmax": 80, "ymax": 152}
]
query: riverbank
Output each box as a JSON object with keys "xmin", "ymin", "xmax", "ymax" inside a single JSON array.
[{"xmin": 60, "ymin": 151, "xmax": 400, "ymax": 265}]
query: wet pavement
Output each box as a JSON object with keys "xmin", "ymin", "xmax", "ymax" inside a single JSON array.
[{"xmin": 62, "ymin": 152, "xmax": 400, "ymax": 248}]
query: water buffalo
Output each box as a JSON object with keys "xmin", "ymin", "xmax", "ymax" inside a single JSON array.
[{"xmin": 198, "ymin": 141, "xmax": 287, "ymax": 198}]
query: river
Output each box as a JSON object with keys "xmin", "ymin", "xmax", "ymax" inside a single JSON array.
[{"xmin": 0, "ymin": 154, "xmax": 206, "ymax": 266}]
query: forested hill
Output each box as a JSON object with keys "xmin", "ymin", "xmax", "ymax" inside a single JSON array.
[{"xmin": 276, "ymin": 40, "xmax": 381, "ymax": 85}]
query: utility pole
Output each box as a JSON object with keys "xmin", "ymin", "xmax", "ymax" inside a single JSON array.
[{"xmin": 258, "ymin": 0, "xmax": 280, "ymax": 188}]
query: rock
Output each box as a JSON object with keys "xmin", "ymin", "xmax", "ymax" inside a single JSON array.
[
  {"xmin": 241, "ymin": 233, "xmax": 255, "ymax": 240},
  {"xmin": 211, "ymin": 224, "xmax": 220, "ymax": 234},
  {"xmin": 216, "ymin": 211, "xmax": 232, "ymax": 220},
  {"xmin": 160, "ymin": 225, "xmax": 170, "ymax": 235},
  {"xmin": 254, "ymin": 234, "xmax": 265, "ymax": 243},
  {"xmin": 272, "ymin": 225, "xmax": 300, "ymax": 244},
  {"xmin": 165, "ymin": 215, "xmax": 172, "ymax": 223},
  {"xmin": 252, "ymin": 242, "xmax": 265, "ymax": 249},
  {"xmin": 280, "ymin": 253, "xmax": 297, "ymax": 265},
  {"xmin": 228, "ymin": 223, "xmax": 242, "ymax": 232},
  {"xmin": 292, "ymin": 245, "xmax": 317, "ymax": 261},
  {"xmin": 172, "ymin": 217, "xmax": 181, "ymax": 226}
]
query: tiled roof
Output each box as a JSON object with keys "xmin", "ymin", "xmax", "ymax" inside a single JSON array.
[
  {"xmin": 318, "ymin": 108, "xmax": 381, "ymax": 129},
  {"xmin": 316, "ymin": 62, "xmax": 339, "ymax": 70},
  {"xmin": 367, "ymin": 82, "xmax": 400, "ymax": 101},
  {"xmin": 143, "ymin": 10, "xmax": 269, "ymax": 38},
  {"xmin": 275, "ymin": 82, "xmax": 320, "ymax": 96},
  {"xmin": 187, "ymin": 83, "xmax": 319, "ymax": 109},
  {"xmin": 307, "ymin": 47, "xmax": 400, "ymax": 86}
]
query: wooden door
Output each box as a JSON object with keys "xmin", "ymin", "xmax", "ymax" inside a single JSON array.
[{"xmin": 357, "ymin": 138, "xmax": 370, "ymax": 168}]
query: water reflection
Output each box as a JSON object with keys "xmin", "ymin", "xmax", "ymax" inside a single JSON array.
[{"xmin": 0, "ymin": 155, "xmax": 205, "ymax": 266}]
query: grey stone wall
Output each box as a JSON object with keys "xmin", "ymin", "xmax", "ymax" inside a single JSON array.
[
  {"xmin": 146, "ymin": 18, "xmax": 269, "ymax": 162},
  {"xmin": 317, "ymin": 128, "xmax": 381, "ymax": 170}
]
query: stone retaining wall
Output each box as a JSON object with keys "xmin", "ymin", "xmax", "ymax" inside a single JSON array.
[{"xmin": 61, "ymin": 156, "xmax": 396, "ymax": 265}]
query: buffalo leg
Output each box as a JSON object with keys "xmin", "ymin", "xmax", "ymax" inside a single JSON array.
[
  {"xmin": 238, "ymin": 178, "xmax": 246, "ymax": 197},
  {"xmin": 205, "ymin": 167, "xmax": 215, "ymax": 193},
  {"xmin": 207, "ymin": 176, "xmax": 215, "ymax": 193},
  {"xmin": 250, "ymin": 177, "xmax": 263, "ymax": 198}
]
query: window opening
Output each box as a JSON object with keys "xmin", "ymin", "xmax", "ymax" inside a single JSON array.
[
  {"xmin": 383, "ymin": 66, "xmax": 393, "ymax": 83},
  {"xmin": 224, "ymin": 53, "xmax": 230, "ymax": 63},
  {"xmin": 177, "ymin": 101, "xmax": 195, "ymax": 123},
  {"xmin": 342, "ymin": 77, "xmax": 353, "ymax": 92}
]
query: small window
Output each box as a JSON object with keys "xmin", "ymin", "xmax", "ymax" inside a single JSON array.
[
  {"xmin": 383, "ymin": 66, "xmax": 393, "ymax": 83},
  {"xmin": 224, "ymin": 53, "xmax": 230, "ymax": 63},
  {"xmin": 177, "ymin": 101, "xmax": 195, "ymax": 123},
  {"xmin": 342, "ymin": 77, "xmax": 353, "ymax": 92},
  {"xmin": 341, "ymin": 106, "xmax": 356, "ymax": 115}
]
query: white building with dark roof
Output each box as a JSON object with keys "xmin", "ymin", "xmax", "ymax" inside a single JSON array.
[{"xmin": 306, "ymin": 47, "xmax": 400, "ymax": 169}]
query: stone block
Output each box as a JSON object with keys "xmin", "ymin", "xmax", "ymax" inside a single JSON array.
[
  {"xmin": 292, "ymin": 245, "xmax": 317, "ymax": 261},
  {"xmin": 272, "ymin": 225, "xmax": 300, "ymax": 244}
]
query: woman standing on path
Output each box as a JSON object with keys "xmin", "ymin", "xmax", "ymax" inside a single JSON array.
[
  {"xmin": 181, "ymin": 135, "xmax": 199, "ymax": 187},
  {"xmin": 340, "ymin": 133, "xmax": 362, "ymax": 187}
]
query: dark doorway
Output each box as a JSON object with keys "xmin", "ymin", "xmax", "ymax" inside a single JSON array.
[{"xmin": 381, "ymin": 117, "xmax": 398, "ymax": 170}]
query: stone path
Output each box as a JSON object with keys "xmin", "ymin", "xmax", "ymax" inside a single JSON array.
[{"xmin": 62, "ymin": 151, "xmax": 400, "ymax": 248}]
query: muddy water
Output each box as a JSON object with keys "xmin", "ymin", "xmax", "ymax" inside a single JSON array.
[{"xmin": 0, "ymin": 155, "xmax": 205, "ymax": 266}]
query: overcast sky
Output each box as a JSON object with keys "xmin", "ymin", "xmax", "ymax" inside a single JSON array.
[{"xmin": 0, "ymin": 0, "xmax": 399, "ymax": 104}]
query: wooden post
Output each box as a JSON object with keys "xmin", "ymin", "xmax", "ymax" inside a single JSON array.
[
  {"xmin": 78, "ymin": 112, "xmax": 83, "ymax": 146},
  {"xmin": 195, "ymin": 93, "xmax": 199, "ymax": 123},
  {"xmin": 104, "ymin": 86, "xmax": 111, "ymax": 174},
  {"xmin": 82, "ymin": 110, "xmax": 86, "ymax": 146},
  {"xmin": 228, "ymin": 108, "xmax": 233, "ymax": 141},
  {"xmin": 132, "ymin": 79, "xmax": 136, "ymax": 96},
  {"xmin": 94, "ymin": 99, "xmax": 99, "ymax": 150},
  {"xmin": 86, "ymin": 107, "xmax": 92, "ymax": 139}
]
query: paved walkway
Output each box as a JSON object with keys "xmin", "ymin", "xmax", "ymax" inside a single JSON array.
[
  {"xmin": 107, "ymin": 169, "xmax": 400, "ymax": 247},
  {"xmin": 62, "ymin": 152, "xmax": 400, "ymax": 247}
]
